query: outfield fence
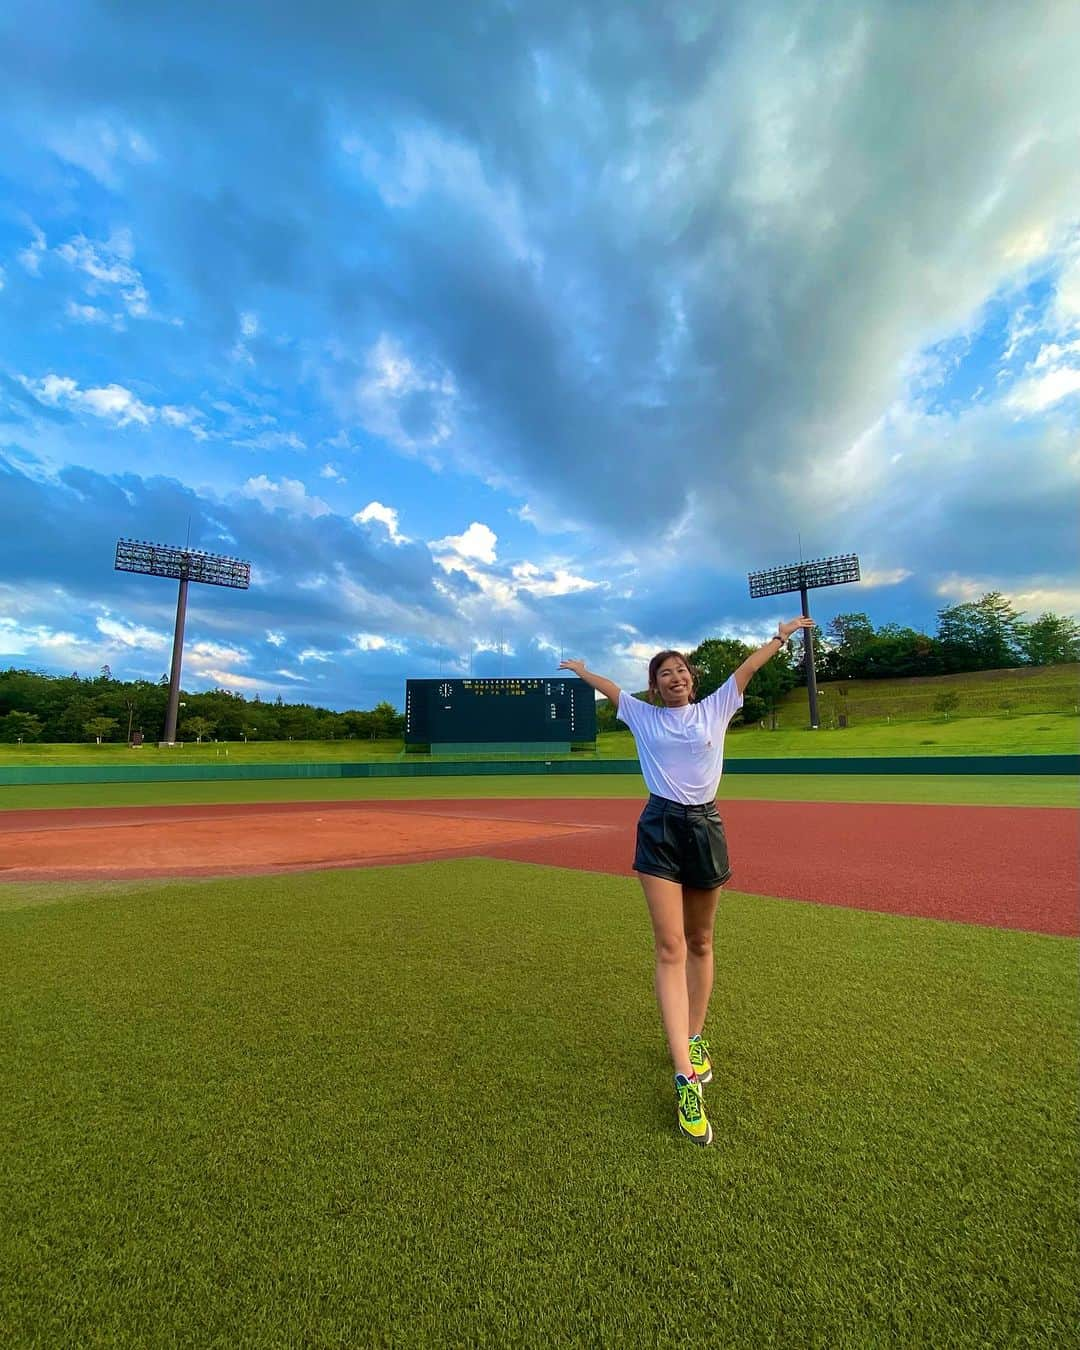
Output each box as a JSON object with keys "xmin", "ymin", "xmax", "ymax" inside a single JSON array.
[{"xmin": 0, "ymin": 755, "xmax": 1076, "ymax": 787}]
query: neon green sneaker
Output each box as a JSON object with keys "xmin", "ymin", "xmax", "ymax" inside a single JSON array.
[
  {"xmin": 688, "ymin": 1034, "xmax": 712, "ymax": 1084},
  {"xmin": 675, "ymin": 1073, "xmax": 712, "ymax": 1147}
]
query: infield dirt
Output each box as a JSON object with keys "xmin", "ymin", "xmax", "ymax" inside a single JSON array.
[{"xmin": 1, "ymin": 797, "xmax": 1075, "ymax": 937}]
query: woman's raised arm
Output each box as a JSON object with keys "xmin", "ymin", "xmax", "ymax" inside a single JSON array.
[{"xmin": 558, "ymin": 659, "xmax": 622, "ymax": 707}]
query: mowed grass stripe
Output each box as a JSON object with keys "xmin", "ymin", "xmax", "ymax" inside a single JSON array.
[
  {"xmin": 1, "ymin": 861, "xmax": 1076, "ymax": 1347},
  {"xmin": 1, "ymin": 772, "xmax": 1077, "ymax": 812}
]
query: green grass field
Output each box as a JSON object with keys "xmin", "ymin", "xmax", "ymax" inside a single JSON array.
[
  {"xmin": 2, "ymin": 860, "xmax": 1077, "ymax": 1347},
  {"xmin": 1, "ymin": 710, "xmax": 1077, "ymax": 767},
  {"xmin": 1, "ymin": 772, "xmax": 1077, "ymax": 811}
]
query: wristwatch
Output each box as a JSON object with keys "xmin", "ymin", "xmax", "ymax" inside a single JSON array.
[{"xmin": 773, "ymin": 630, "xmax": 788, "ymax": 645}]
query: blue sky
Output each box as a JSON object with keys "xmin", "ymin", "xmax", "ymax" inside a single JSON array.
[{"xmin": 1, "ymin": 0, "xmax": 1078, "ymax": 711}]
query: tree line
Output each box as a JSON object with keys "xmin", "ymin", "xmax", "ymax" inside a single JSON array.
[
  {"xmin": 819, "ymin": 592, "xmax": 1078, "ymax": 680},
  {"xmin": 0, "ymin": 668, "xmax": 405, "ymax": 744},
  {"xmin": 594, "ymin": 591, "xmax": 1079, "ymax": 732},
  {"xmin": 1, "ymin": 592, "xmax": 1076, "ymax": 743}
]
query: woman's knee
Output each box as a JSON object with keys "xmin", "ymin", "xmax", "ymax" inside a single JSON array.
[
  {"xmin": 685, "ymin": 932, "xmax": 713, "ymax": 959},
  {"xmin": 654, "ymin": 932, "xmax": 687, "ymax": 965}
]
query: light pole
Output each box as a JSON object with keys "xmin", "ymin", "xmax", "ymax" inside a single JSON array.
[
  {"xmin": 748, "ymin": 553, "xmax": 861, "ymax": 729},
  {"xmin": 115, "ymin": 539, "xmax": 250, "ymax": 745}
]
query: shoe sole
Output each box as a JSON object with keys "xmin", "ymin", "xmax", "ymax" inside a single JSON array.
[
  {"xmin": 695, "ymin": 1068, "xmax": 713, "ymax": 1084},
  {"xmin": 679, "ymin": 1121, "xmax": 713, "ymax": 1147}
]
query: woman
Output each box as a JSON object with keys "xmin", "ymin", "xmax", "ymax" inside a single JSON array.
[{"xmin": 559, "ymin": 617, "xmax": 813, "ymax": 1146}]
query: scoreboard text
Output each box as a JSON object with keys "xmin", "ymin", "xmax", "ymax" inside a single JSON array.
[{"xmin": 404, "ymin": 677, "xmax": 597, "ymax": 745}]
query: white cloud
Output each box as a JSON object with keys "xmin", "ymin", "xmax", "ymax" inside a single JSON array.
[
  {"xmin": 230, "ymin": 312, "xmax": 259, "ymax": 365},
  {"xmin": 47, "ymin": 117, "xmax": 156, "ymax": 186},
  {"xmin": 1051, "ymin": 240, "xmax": 1080, "ymax": 331},
  {"xmin": 195, "ymin": 669, "xmax": 265, "ymax": 692},
  {"xmin": 82, "ymin": 384, "xmax": 154, "ymax": 425},
  {"xmin": 56, "ymin": 229, "xmax": 150, "ymax": 317},
  {"xmin": 344, "ymin": 125, "xmax": 538, "ymax": 268},
  {"xmin": 353, "ymin": 333, "xmax": 457, "ymax": 452},
  {"xmin": 298, "ymin": 647, "xmax": 333, "ymax": 663},
  {"xmin": 95, "ymin": 616, "xmax": 170, "ymax": 650},
  {"xmin": 320, "ymin": 463, "xmax": 345, "ymax": 481},
  {"xmin": 353, "ymin": 500, "xmax": 408, "ymax": 544},
  {"xmin": 234, "ymin": 429, "xmax": 306, "ymax": 452},
  {"xmin": 160, "ymin": 405, "xmax": 208, "ymax": 439},
  {"xmin": 266, "ymin": 630, "xmax": 286, "ymax": 647},
  {"xmin": 858, "ymin": 568, "xmax": 914, "ymax": 588},
  {"xmin": 241, "ymin": 475, "xmax": 330, "ymax": 518},
  {"xmin": 274, "ymin": 669, "xmax": 308, "ymax": 681},
  {"xmin": 510, "ymin": 560, "xmax": 602, "ymax": 597},
  {"xmin": 0, "ymin": 617, "xmax": 106, "ymax": 664},
  {"xmin": 23, "ymin": 373, "xmax": 155, "ymax": 427},
  {"xmin": 18, "ymin": 224, "xmax": 46, "ymax": 274},
  {"xmin": 935, "ymin": 575, "xmax": 1080, "ymax": 618},
  {"xmin": 65, "ymin": 301, "xmax": 113, "ymax": 325},
  {"xmin": 0, "ymin": 264, "xmax": 5, "ymax": 291},
  {"xmin": 350, "ymin": 632, "xmax": 407, "ymax": 653},
  {"xmin": 430, "ymin": 521, "xmax": 498, "ymax": 565},
  {"xmin": 1007, "ymin": 364, "xmax": 1080, "ymax": 414},
  {"xmin": 187, "ymin": 640, "xmax": 250, "ymax": 669}
]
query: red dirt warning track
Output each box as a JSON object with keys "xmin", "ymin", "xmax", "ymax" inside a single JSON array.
[{"xmin": 1, "ymin": 798, "xmax": 1076, "ymax": 937}]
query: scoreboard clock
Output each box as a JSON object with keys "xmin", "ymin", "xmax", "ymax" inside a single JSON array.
[{"xmin": 404, "ymin": 676, "xmax": 597, "ymax": 745}]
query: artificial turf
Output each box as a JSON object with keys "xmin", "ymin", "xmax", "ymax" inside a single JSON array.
[
  {"xmin": 1, "ymin": 772, "xmax": 1077, "ymax": 812},
  {"xmin": 1, "ymin": 860, "xmax": 1076, "ymax": 1347}
]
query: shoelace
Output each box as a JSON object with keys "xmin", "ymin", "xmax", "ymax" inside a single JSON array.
[
  {"xmin": 678, "ymin": 1081, "xmax": 703, "ymax": 1123},
  {"xmin": 689, "ymin": 1037, "xmax": 710, "ymax": 1066}
]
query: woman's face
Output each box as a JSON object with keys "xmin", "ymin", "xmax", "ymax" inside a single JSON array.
[{"xmin": 653, "ymin": 656, "xmax": 693, "ymax": 707}]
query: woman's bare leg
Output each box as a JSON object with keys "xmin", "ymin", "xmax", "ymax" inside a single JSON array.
[
  {"xmin": 682, "ymin": 886, "xmax": 721, "ymax": 1038},
  {"xmin": 639, "ymin": 873, "xmax": 694, "ymax": 1077}
]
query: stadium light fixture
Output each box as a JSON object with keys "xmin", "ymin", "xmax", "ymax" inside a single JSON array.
[
  {"xmin": 115, "ymin": 538, "xmax": 251, "ymax": 745},
  {"xmin": 747, "ymin": 552, "xmax": 860, "ymax": 729}
]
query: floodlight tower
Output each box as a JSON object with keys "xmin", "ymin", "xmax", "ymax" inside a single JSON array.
[
  {"xmin": 115, "ymin": 538, "xmax": 251, "ymax": 745},
  {"xmin": 748, "ymin": 553, "xmax": 860, "ymax": 729}
]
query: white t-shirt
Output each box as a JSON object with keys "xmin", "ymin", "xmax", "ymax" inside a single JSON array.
[{"xmin": 617, "ymin": 675, "xmax": 744, "ymax": 805}]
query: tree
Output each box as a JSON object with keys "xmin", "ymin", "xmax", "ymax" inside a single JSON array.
[
  {"xmin": 181, "ymin": 716, "xmax": 214, "ymax": 743},
  {"xmin": 594, "ymin": 698, "xmax": 621, "ymax": 734},
  {"xmin": 369, "ymin": 701, "xmax": 405, "ymax": 739},
  {"xmin": 860, "ymin": 625, "xmax": 943, "ymax": 678},
  {"xmin": 1022, "ymin": 613, "xmax": 1080, "ymax": 666},
  {"xmin": 58, "ymin": 695, "xmax": 98, "ymax": 742},
  {"xmin": 971, "ymin": 592, "xmax": 1026, "ymax": 668},
  {"xmin": 933, "ymin": 691, "xmax": 960, "ymax": 721},
  {"xmin": 745, "ymin": 649, "xmax": 797, "ymax": 728},
  {"xmin": 937, "ymin": 592, "xmax": 1026, "ymax": 673},
  {"xmin": 936, "ymin": 602, "xmax": 984, "ymax": 673},
  {"xmin": 0, "ymin": 711, "xmax": 43, "ymax": 742},
  {"xmin": 84, "ymin": 716, "xmax": 118, "ymax": 744},
  {"xmin": 687, "ymin": 638, "xmax": 752, "ymax": 702},
  {"xmin": 824, "ymin": 612, "xmax": 875, "ymax": 678}
]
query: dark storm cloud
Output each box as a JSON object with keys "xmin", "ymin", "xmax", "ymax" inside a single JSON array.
[
  {"xmin": 0, "ymin": 455, "xmax": 453, "ymax": 635},
  {"xmin": 1, "ymin": 0, "xmax": 1077, "ymax": 657}
]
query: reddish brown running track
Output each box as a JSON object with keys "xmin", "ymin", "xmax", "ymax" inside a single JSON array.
[{"xmin": 0, "ymin": 798, "xmax": 1076, "ymax": 936}]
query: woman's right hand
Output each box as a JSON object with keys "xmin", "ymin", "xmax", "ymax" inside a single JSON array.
[{"xmin": 558, "ymin": 658, "xmax": 587, "ymax": 677}]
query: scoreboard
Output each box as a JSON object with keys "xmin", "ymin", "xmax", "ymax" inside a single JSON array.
[{"xmin": 404, "ymin": 676, "xmax": 597, "ymax": 746}]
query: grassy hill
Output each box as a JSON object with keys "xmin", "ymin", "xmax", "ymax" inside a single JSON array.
[{"xmin": 785, "ymin": 663, "xmax": 1078, "ymax": 726}]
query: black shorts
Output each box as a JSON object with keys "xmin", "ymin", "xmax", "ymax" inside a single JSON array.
[{"xmin": 633, "ymin": 794, "xmax": 732, "ymax": 889}]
